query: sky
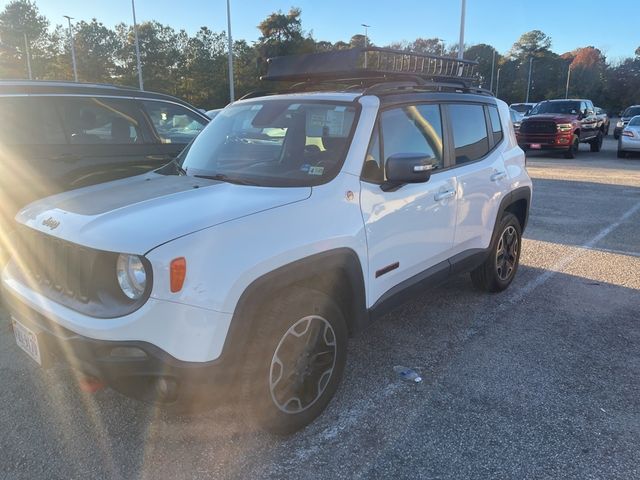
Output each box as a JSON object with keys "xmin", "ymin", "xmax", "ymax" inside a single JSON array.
[{"xmin": 31, "ymin": 0, "xmax": 639, "ymax": 61}]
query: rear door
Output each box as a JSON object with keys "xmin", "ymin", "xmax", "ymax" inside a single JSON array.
[
  {"xmin": 138, "ymin": 99, "xmax": 208, "ymax": 164},
  {"xmin": 448, "ymin": 103, "xmax": 510, "ymax": 257},
  {"xmin": 53, "ymin": 95, "xmax": 163, "ymax": 190}
]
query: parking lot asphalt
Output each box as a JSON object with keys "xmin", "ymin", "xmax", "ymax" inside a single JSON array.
[{"xmin": 1, "ymin": 136, "xmax": 639, "ymax": 480}]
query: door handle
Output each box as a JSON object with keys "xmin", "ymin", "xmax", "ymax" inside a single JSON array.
[
  {"xmin": 490, "ymin": 171, "xmax": 507, "ymax": 182},
  {"xmin": 434, "ymin": 189, "xmax": 456, "ymax": 201}
]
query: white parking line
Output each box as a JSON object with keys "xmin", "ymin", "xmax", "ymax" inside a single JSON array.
[{"xmin": 509, "ymin": 201, "xmax": 640, "ymax": 304}]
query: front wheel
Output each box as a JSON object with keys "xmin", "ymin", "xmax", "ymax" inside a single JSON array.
[
  {"xmin": 241, "ymin": 287, "xmax": 348, "ymax": 435},
  {"xmin": 590, "ymin": 132, "xmax": 603, "ymax": 152},
  {"xmin": 564, "ymin": 135, "xmax": 579, "ymax": 159},
  {"xmin": 471, "ymin": 213, "xmax": 522, "ymax": 293}
]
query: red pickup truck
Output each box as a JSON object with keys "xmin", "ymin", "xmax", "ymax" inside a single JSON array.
[{"xmin": 516, "ymin": 99, "xmax": 603, "ymax": 158}]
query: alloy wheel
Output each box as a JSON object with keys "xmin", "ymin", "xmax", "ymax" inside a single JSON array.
[
  {"xmin": 269, "ymin": 315, "xmax": 337, "ymax": 414},
  {"xmin": 495, "ymin": 225, "xmax": 519, "ymax": 281}
]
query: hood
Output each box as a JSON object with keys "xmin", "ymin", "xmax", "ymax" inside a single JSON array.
[
  {"xmin": 523, "ymin": 113, "xmax": 576, "ymax": 123},
  {"xmin": 16, "ymin": 172, "xmax": 311, "ymax": 254}
]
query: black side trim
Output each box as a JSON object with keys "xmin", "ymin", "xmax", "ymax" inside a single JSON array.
[
  {"xmin": 501, "ymin": 185, "xmax": 532, "ymax": 233},
  {"xmin": 376, "ymin": 262, "xmax": 399, "ymax": 278},
  {"xmin": 369, "ymin": 259, "xmax": 450, "ymax": 320}
]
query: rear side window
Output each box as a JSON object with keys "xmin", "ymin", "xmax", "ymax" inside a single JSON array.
[
  {"xmin": 0, "ymin": 97, "xmax": 66, "ymax": 145},
  {"xmin": 58, "ymin": 97, "xmax": 142, "ymax": 145},
  {"xmin": 449, "ymin": 104, "xmax": 490, "ymax": 164},
  {"xmin": 141, "ymin": 100, "xmax": 206, "ymax": 144},
  {"xmin": 488, "ymin": 106, "xmax": 504, "ymax": 145}
]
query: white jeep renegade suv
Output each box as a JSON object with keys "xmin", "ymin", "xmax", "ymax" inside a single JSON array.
[{"xmin": 2, "ymin": 49, "xmax": 532, "ymax": 434}]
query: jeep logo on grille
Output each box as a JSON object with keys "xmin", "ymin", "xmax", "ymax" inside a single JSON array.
[{"xmin": 42, "ymin": 217, "xmax": 60, "ymax": 230}]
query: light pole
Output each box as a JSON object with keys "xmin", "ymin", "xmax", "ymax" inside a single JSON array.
[
  {"xmin": 565, "ymin": 66, "xmax": 571, "ymax": 99},
  {"xmin": 495, "ymin": 68, "xmax": 501, "ymax": 98},
  {"xmin": 226, "ymin": 0, "xmax": 235, "ymax": 103},
  {"xmin": 457, "ymin": 0, "xmax": 466, "ymax": 60},
  {"xmin": 525, "ymin": 57, "xmax": 533, "ymax": 103},
  {"xmin": 440, "ymin": 39, "xmax": 445, "ymax": 57},
  {"xmin": 63, "ymin": 15, "xmax": 78, "ymax": 82},
  {"xmin": 361, "ymin": 23, "xmax": 370, "ymax": 67},
  {"xmin": 131, "ymin": 0, "xmax": 144, "ymax": 90},
  {"xmin": 489, "ymin": 48, "xmax": 496, "ymax": 93},
  {"xmin": 23, "ymin": 32, "xmax": 32, "ymax": 80}
]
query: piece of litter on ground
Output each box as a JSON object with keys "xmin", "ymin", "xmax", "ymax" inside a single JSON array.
[{"xmin": 393, "ymin": 365, "xmax": 423, "ymax": 383}]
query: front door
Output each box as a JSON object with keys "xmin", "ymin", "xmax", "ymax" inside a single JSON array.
[{"xmin": 360, "ymin": 103, "xmax": 458, "ymax": 306}]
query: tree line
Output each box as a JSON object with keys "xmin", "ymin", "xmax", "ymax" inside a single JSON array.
[{"xmin": 1, "ymin": 1, "xmax": 639, "ymax": 112}]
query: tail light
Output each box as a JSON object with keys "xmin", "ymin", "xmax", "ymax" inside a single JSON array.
[{"xmin": 170, "ymin": 257, "xmax": 187, "ymax": 293}]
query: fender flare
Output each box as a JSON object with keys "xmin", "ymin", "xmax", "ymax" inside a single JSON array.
[
  {"xmin": 494, "ymin": 185, "xmax": 532, "ymax": 236},
  {"xmin": 219, "ymin": 248, "xmax": 368, "ymax": 362}
]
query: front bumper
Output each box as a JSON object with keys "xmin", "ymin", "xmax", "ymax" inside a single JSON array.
[
  {"xmin": 2, "ymin": 287, "xmax": 240, "ymax": 403},
  {"xmin": 517, "ymin": 133, "xmax": 573, "ymax": 150}
]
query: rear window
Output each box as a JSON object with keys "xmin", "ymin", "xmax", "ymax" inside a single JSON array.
[{"xmin": 449, "ymin": 104, "xmax": 490, "ymax": 164}]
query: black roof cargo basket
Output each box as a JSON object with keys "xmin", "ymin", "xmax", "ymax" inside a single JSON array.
[{"xmin": 262, "ymin": 47, "xmax": 480, "ymax": 88}]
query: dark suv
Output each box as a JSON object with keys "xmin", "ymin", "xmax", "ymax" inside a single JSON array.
[
  {"xmin": 516, "ymin": 99, "xmax": 602, "ymax": 158},
  {"xmin": 0, "ymin": 81, "xmax": 209, "ymax": 262}
]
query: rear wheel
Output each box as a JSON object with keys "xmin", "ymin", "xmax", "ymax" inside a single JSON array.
[
  {"xmin": 590, "ymin": 132, "xmax": 603, "ymax": 152},
  {"xmin": 241, "ymin": 287, "xmax": 348, "ymax": 435},
  {"xmin": 564, "ymin": 135, "xmax": 579, "ymax": 159},
  {"xmin": 471, "ymin": 213, "xmax": 522, "ymax": 293}
]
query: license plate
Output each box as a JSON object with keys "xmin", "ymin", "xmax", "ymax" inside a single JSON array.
[
  {"xmin": 12, "ymin": 318, "xmax": 42, "ymax": 366},
  {"xmin": 530, "ymin": 143, "xmax": 542, "ymax": 149}
]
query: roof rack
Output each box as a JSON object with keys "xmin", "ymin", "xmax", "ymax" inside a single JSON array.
[{"xmin": 262, "ymin": 47, "xmax": 480, "ymax": 88}]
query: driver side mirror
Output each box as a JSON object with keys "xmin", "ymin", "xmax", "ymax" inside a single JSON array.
[{"xmin": 382, "ymin": 153, "xmax": 437, "ymax": 192}]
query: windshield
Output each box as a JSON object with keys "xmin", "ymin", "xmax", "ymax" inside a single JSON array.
[
  {"xmin": 628, "ymin": 116, "xmax": 640, "ymax": 126},
  {"xmin": 510, "ymin": 109, "xmax": 524, "ymax": 122},
  {"xmin": 510, "ymin": 104, "xmax": 531, "ymax": 114},
  {"xmin": 623, "ymin": 107, "xmax": 640, "ymax": 118},
  {"xmin": 177, "ymin": 100, "xmax": 357, "ymax": 187},
  {"xmin": 530, "ymin": 101, "xmax": 581, "ymax": 115}
]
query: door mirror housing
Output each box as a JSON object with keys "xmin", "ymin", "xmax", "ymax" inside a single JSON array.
[{"xmin": 382, "ymin": 153, "xmax": 437, "ymax": 192}]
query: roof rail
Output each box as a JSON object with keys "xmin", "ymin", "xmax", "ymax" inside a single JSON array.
[{"xmin": 262, "ymin": 47, "xmax": 480, "ymax": 87}]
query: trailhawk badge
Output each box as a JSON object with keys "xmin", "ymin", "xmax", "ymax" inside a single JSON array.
[{"xmin": 41, "ymin": 217, "xmax": 60, "ymax": 230}]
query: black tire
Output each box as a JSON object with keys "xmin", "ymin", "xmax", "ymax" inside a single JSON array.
[
  {"xmin": 564, "ymin": 135, "xmax": 579, "ymax": 159},
  {"xmin": 470, "ymin": 213, "xmax": 522, "ymax": 293},
  {"xmin": 241, "ymin": 287, "xmax": 348, "ymax": 435},
  {"xmin": 614, "ymin": 133, "xmax": 620, "ymax": 140},
  {"xmin": 590, "ymin": 132, "xmax": 603, "ymax": 152}
]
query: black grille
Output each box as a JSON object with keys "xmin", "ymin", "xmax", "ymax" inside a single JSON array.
[
  {"xmin": 520, "ymin": 121, "xmax": 557, "ymax": 134},
  {"xmin": 14, "ymin": 227, "xmax": 95, "ymax": 303}
]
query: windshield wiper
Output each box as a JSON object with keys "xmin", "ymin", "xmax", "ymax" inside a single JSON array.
[{"xmin": 192, "ymin": 173, "xmax": 260, "ymax": 186}]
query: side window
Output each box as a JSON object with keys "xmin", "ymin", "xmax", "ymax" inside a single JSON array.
[
  {"xmin": 449, "ymin": 104, "xmax": 490, "ymax": 164},
  {"xmin": 378, "ymin": 104, "xmax": 444, "ymax": 175},
  {"xmin": 0, "ymin": 97, "xmax": 66, "ymax": 145},
  {"xmin": 58, "ymin": 97, "xmax": 142, "ymax": 145},
  {"xmin": 488, "ymin": 105, "xmax": 504, "ymax": 145},
  {"xmin": 141, "ymin": 100, "xmax": 207, "ymax": 144}
]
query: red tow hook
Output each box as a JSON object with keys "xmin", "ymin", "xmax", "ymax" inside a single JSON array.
[{"xmin": 78, "ymin": 376, "xmax": 106, "ymax": 393}]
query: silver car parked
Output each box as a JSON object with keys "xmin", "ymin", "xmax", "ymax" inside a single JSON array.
[{"xmin": 617, "ymin": 115, "xmax": 640, "ymax": 158}]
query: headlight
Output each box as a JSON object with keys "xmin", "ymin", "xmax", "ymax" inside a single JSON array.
[
  {"xmin": 557, "ymin": 123, "xmax": 572, "ymax": 132},
  {"xmin": 116, "ymin": 254, "xmax": 147, "ymax": 300},
  {"xmin": 617, "ymin": 121, "xmax": 624, "ymax": 128}
]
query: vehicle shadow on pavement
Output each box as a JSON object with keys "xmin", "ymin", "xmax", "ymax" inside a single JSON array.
[{"xmin": 2, "ymin": 264, "xmax": 639, "ymax": 479}]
